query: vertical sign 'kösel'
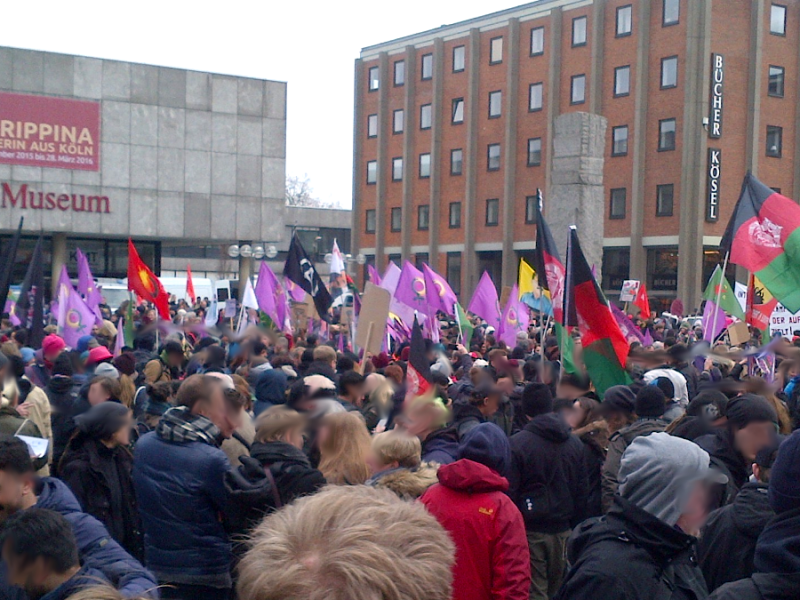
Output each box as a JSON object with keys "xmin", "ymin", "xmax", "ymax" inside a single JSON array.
[
  {"xmin": 709, "ymin": 54, "xmax": 724, "ymax": 139},
  {"xmin": 707, "ymin": 148, "xmax": 721, "ymax": 222}
]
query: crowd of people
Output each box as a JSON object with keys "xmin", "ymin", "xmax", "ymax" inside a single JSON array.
[{"xmin": 0, "ymin": 291, "xmax": 797, "ymax": 600}]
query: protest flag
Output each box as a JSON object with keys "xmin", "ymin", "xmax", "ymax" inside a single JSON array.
[
  {"xmin": 56, "ymin": 282, "xmax": 97, "ymax": 348},
  {"xmin": 394, "ymin": 261, "xmax": 430, "ymax": 315},
  {"xmin": 499, "ymin": 284, "xmax": 529, "ymax": 347},
  {"xmin": 16, "ymin": 235, "xmax": 45, "ymax": 348},
  {"xmin": 406, "ymin": 317, "xmax": 432, "ymax": 400},
  {"xmin": 633, "ymin": 282, "xmax": 652, "ymax": 320},
  {"xmin": 467, "ymin": 271, "xmax": 501, "ymax": 330},
  {"xmin": 533, "ymin": 196, "xmax": 566, "ymax": 323},
  {"xmin": 703, "ymin": 265, "xmax": 745, "ymax": 321},
  {"xmin": 0, "ymin": 217, "xmax": 23, "ymax": 316},
  {"xmin": 284, "ymin": 233, "xmax": 333, "ymax": 317},
  {"xmin": 518, "ymin": 258, "xmax": 535, "ymax": 299},
  {"xmin": 186, "ymin": 264, "xmax": 197, "ymax": 304},
  {"xmin": 127, "ymin": 239, "xmax": 170, "ymax": 320},
  {"xmin": 423, "ymin": 264, "xmax": 457, "ymax": 316}
]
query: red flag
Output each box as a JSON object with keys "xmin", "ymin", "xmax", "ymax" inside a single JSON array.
[
  {"xmin": 633, "ymin": 283, "xmax": 651, "ymax": 320},
  {"xmin": 127, "ymin": 239, "xmax": 170, "ymax": 320},
  {"xmin": 186, "ymin": 264, "xmax": 196, "ymax": 304}
]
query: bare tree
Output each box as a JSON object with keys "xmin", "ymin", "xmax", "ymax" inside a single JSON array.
[{"xmin": 286, "ymin": 175, "xmax": 338, "ymax": 208}]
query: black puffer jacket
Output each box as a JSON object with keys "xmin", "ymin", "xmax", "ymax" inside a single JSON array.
[
  {"xmin": 697, "ymin": 482, "xmax": 774, "ymax": 592},
  {"xmin": 708, "ymin": 507, "xmax": 800, "ymax": 600},
  {"xmin": 508, "ymin": 413, "xmax": 588, "ymax": 533},
  {"xmin": 695, "ymin": 428, "xmax": 747, "ymax": 508},
  {"xmin": 555, "ymin": 496, "xmax": 708, "ymax": 600},
  {"xmin": 47, "ymin": 374, "xmax": 77, "ymax": 474},
  {"xmin": 250, "ymin": 441, "xmax": 326, "ymax": 505}
]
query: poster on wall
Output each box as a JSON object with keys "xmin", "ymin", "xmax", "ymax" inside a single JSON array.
[
  {"xmin": 769, "ymin": 304, "xmax": 800, "ymax": 339},
  {"xmin": 0, "ymin": 92, "xmax": 101, "ymax": 171}
]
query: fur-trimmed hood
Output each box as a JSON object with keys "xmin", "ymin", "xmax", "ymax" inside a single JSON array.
[{"xmin": 372, "ymin": 463, "xmax": 440, "ymax": 500}]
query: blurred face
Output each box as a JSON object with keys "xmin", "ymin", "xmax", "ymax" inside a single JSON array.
[
  {"xmin": 195, "ymin": 385, "xmax": 228, "ymax": 436},
  {"xmin": 401, "ymin": 405, "xmax": 438, "ymax": 440},
  {"xmin": 87, "ymin": 383, "xmax": 110, "ymax": 407},
  {"xmin": 365, "ymin": 450, "xmax": 397, "ymax": 477},
  {"xmin": 285, "ymin": 427, "xmax": 305, "ymax": 450},
  {"xmin": 3, "ymin": 546, "xmax": 50, "ymax": 599},
  {"xmin": 734, "ymin": 421, "xmax": 777, "ymax": 462},
  {"xmin": 344, "ymin": 383, "xmax": 365, "ymax": 403},
  {"xmin": 0, "ymin": 470, "xmax": 34, "ymax": 517},
  {"xmin": 676, "ymin": 481, "xmax": 711, "ymax": 536},
  {"xmin": 167, "ymin": 352, "xmax": 184, "ymax": 368},
  {"xmin": 109, "ymin": 412, "xmax": 134, "ymax": 447},
  {"xmin": 219, "ymin": 403, "xmax": 243, "ymax": 440},
  {"xmin": 567, "ymin": 401, "xmax": 587, "ymax": 429}
]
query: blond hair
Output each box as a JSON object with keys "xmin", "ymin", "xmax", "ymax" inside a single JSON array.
[
  {"xmin": 118, "ymin": 373, "xmax": 136, "ymax": 409},
  {"xmin": 371, "ymin": 431, "xmax": 421, "ymax": 469},
  {"xmin": 66, "ymin": 583, "xmax": 155, "ymax": 600},
  {"xmin": 312, "ymin": 345, "xmax": 337, "ymax": 364},
  {"xmin": 317, "ymin": 412, "xmax": 371, "ymax": 485},
  {"xmin": 255, "ymin": 406, "xmax": 307, "ymax": 443},
  {"xmin": 409, "ymin": 394, "xmax": 450, "ymax": 428},
  {"xmin": 236, "ymin": 485, "xmax": 454, "ymax": 600}
]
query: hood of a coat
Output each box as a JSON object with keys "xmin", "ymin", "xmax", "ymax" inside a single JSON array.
[
  {"xmin": 255, "ymin": 369, "xmax": 288, "ymax": 405},
  {"xmin": 696, "ymin": 428, "xmax": 748, "ymax": 488},
  {"xmin": 754, "ymin": 507, "xmax": 800, "ymax": 574},
  {"xmin": 250, "ymin": 440, "xmax": 311, "ymax": 467},
  {"xmin": 524, "ymin": 412, "xmax": 571, "ymax": 443},
  {"xmin": 437, "ymin": 458, "xmax": 509, "ymax": 494},
  {"xmin": 732, "ymin": 482, "xmax": 775, "ymax": 537},
  {"xmin": 35, "ymin": 477, "xmax": 82, "ymax": 514},
  {"xmin": 373, "ymin": 463, "xmax": 439, "ymax": 499},
  {"xmin": 47, "ymin": 375, "xmax": 73, "ymax": 396}
]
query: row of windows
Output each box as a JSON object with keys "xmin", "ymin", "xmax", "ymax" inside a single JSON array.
[
  {"xmin": 610, "ymin": 118, "xmax": 676, "ymax": 157},
  {"xmin": 607, "ymin": 185, "xmax": 674, "ymax": 219},
  {"xmin": 366, "ymin": 1, "xmax": 683, "ymax": 91}
]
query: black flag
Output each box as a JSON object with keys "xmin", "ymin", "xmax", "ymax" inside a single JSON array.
[
  {"xmin": 283, "ymin": 233, "xmax": 333, "ymax": 316},
  {"xmin": 15, "ymin": 235, "xmax": 45, "ymax": 348},
  {"xmin": 405, "ymin": 317, "xmax": 433, "ymax": 400},
  {"xmin": 0, "ymin": 217, "xmax": 23, "ymax": 316}
]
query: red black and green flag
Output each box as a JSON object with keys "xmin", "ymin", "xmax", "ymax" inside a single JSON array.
[
  {"xmin": 564, "ymin": 228, "xmax": 631, "ymax": 397},
  {"xmin": 721, "ymin": 172, "xmax": 800, "ymax": 313},
  {"xmin": 406, "ymin": 317, "xmax": 433, "ymax": 401}
]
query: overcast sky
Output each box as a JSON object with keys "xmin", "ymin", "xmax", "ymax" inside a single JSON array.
[{"xmin": 2, "ymin": 0, "xmax": 524, "ymax": 208}]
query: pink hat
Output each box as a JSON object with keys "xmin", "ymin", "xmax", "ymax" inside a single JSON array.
[
  {"xmin": 87, "ymin": 345, "xmax": 113, "ymax": 366},
  {"xmin": 42, "ymin": 334, "xmax": 66, "ymax": 357}
]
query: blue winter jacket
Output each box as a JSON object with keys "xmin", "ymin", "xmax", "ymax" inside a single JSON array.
[{"xmin": 132, "ymin": 432, "xmax": 232, "ymax": 588}]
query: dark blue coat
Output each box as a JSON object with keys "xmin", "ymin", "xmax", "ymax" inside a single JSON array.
[
  {"xmin": 132, "ymin": 432, "xmax": 231, "ymax": 588},
  {"xmin": 35, "ymin": 478, "xmax": 157, "ymax": 598}
]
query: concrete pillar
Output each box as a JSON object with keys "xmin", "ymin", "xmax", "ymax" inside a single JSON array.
[
  {"xmin": 51, "ymin": 233, "xmax": 67, "ymax": 298},
  {"xmin": 238, "ymin": 244, "xmax": 252, "ymax": 298},
  {"xmin": 547, "ymin": 112, "xmax": 608, "ymax": 278},
  {"xmin": 463, "ymin": 28, "xmax": 481, "ymax": 296}
]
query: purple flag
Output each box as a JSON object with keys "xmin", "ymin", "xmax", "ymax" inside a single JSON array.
[
  {"xmin": 703, "ymin": 301, "xmax": 727, "ymax": 343},
  {"xmin": 611, "ymin": 303, "xmax": 645, "ymax": 345},
  {"xmin": 4, "ymin": 298, "xmax": 20, "ymax": 327},
  {"xmin": 114, "ymin": 318, "xmax": 126, "ymax": 356},
  {"xmin": 255, "ymin": 262, "xmax": 282, "ymax": 326},
  {"xmin": 423, "ymin": 264, "xmax": 457, "ymax": 316},
  {"xmin": 393, "ymin": 261, "xmax": 429, "ymax": 315},
  {"xmin": 56, "ymin": 283, "xmax": 98, "ymax": 348},
  {"xmin": 368, "ymin": 264, "xmax": 381, "ymax": 286},
  {"xmin": 284, "ymin": 277, "xmax": 307, "ymax": 303},
  {"xmin": 499, "ymin": 284, "xmax": 529, "ymax": 347},
  {"xmin": 50, "ymin": 266, "xmax": 73, "ymax": 318},
  {"xmin": 379, "ymin": 262, "xmax": 416, "ymax": 326},
  {"xmin": 467, "ymin": 271, "xmax": 501, "ymax": 330},
  {"xmin": 77, "ymin": 249, "xmax": 103, "ymax": 323},
  {"xmin": 642, "ymin": 329, "xmax": 654, "ymax": 347}
]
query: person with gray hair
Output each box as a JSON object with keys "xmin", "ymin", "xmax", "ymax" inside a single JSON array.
[{"xmin": 555, "ymin": 432, "xmax": 727, "ymax": 600}]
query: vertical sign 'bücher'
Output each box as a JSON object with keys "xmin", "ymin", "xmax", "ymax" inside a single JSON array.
[{"xmin": 709, "ymin": 54, "xmax": 724, "ymax": 139}]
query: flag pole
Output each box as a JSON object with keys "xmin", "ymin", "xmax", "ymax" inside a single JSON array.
[{"xmin": 710, "ymin": 251, "xmax": 730, "ymax": 344}]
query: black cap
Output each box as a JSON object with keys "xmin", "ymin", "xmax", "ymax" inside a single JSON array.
[
  {"xmin": 163, "ymin": 340, "xmax": 184, "ymax": 356},
  {"xmin": 635, "ymin": 385, "xmax": 667, "ymax": 418},
  {"xmin": 726, "ymin": 394, "xmax": 778, "ymax": 428},
  {"xmin": 602, "ymin": 385, "xmax": 636, "ymax": 415}
]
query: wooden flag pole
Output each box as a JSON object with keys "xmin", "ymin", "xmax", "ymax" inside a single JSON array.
[{"xmin": 356, "ymin": 321, "xmax": 374, "ymax": 375}]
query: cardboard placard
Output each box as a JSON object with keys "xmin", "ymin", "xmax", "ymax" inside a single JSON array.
[
  {"xmin": 224, "ymin": 299, "xmax": 237, "ymax": 318},
  {"xmin": 340, "ymin": 305, "xmax": 355, "ymax": 326},
  {"xmin": 356, "ymin": 283, "xmax": 390, "ymax": 356},
  {"xmin": 620, "ymin": 280, "xmax": 641, "ymax": 302},
  {"xmin": 292, "ymin": 303, "xmax": 310, "ymax": 330},
  {"xmin": 728, "ymin": 321, "xmax": 750, "ymax": 346}
]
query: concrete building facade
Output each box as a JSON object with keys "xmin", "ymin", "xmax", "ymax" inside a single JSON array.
[
  {"xmin": 0, "ymin": 46, "xmax": 287, "ymax": 296},
  {"xmin": 353, "ymin": 0, "xmax": 800, "ymax": 311}
]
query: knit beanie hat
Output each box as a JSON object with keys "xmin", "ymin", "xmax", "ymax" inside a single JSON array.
[
  {"xmin": 769, "ymin": 430, "xmax": 800, "ymax": 514},
  {"xmin": 74, "ymin": 402, "xmax": 130, "ymax": 440},
  {"xmin": 521, "ymin": 382, "xmax": 553, "ymax": 418},
  {"xmin": 42, "ymin": 334, "xmax": 66, "ymax": 357},
  {"xmin": 113, "ymin": 353, "xmax": 136, "ymax": 377},
  {"xmin": 602, "ymin": 385, "xmax": 636, "ymax": 415},
  {"xmin": 635, "ymin": 385, "xmax": 666, "ymax": 418},
  {"xmin": 619, "ymin": 432, "xmax": 727, "ymax": 526},
  {"xmin": 458, "ymin": 422, "xmax": 512, "ymax": 478},
  {"xmin": 726, "ymin": 394, "xmax": 778, "ymax": 429}
]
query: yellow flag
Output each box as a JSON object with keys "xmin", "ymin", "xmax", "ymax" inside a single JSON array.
[{"xmin": 518, "ymin": 259, "xmax": 535, "ymax": 299}]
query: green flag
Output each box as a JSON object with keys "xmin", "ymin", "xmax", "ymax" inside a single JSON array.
[
  {"xmin": 124, "ymin": 292, "xmax": 135, "ymax": 345},
  {"xmin": 455, "ymin": 303, "xmax": 474, "ymax": 346},
  {"xmin": 703, "ymin": 265, "xmax": 745, "ymax": 320}
]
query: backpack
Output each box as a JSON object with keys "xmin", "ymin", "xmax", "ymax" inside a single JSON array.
[{"xmin": 224, "ymin": 456, "xmax": 283, "ymax": 533}]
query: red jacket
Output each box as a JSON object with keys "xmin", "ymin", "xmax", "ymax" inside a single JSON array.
[{"xmin": 420, "ymin": 459, "xmax": 530, "ymax": 600}]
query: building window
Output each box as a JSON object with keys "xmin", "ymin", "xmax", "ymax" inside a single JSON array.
[
  {"xmin": 617, "ymin": 5, "xmax": 633, "ymax": 36},
  {"xmin": 529, "ymin": 82, "xmax": 543, "ymax": 111},
  {"xmin": 368, "ymin": 66, "xmax": 379, "ymax": 91},
  {"xmin": 572, "ymin": 16, "xmax": 588, "ymax": 46},
  {"xmin": 452, "ymin": 98, "xmax": 465, "ymax": 124},
  {"xmin": 610, "ymin": 188, "xmax": 627, "ymax": 219},
  {"xmin": 658, "ymin": 118, "xmax": 676, "ymax": 151},
  {"xmin": 421, "ymin": 53, "xmax": 433, "ymax": 80},
  {"xmin": 420, "ymin": 104, "xmax": 432, "ymax": 130},
  {"xmin": 449, "ymin": 202, "xmax": 462, "ymax": 228},
  {"xmin": 453, "ymin": 45, "xmax": 466, "ymax": 72},
  {"xmin": 485, "ymin": 199, "xmax": 500, "ymax": 226},
  {"xmin": 365, "ymin": 209, "xmax": 376, "ymax": 233},
  {"xmin": 525, "ymin": 196, "xmax": 537, "ymax": 223},
  {"xmin": 367, "ymin": 114, "xmax": 378, "ymax": 138},
  {"xmin": 418, "ymin": 205, "xmax": 430, "ymax": 230},
  {"xmin": 391, "ymin": 207, "xmax": 402, "ymax": 231},
  {"xmin": 571, "ymin": 74, "xmax": 586, "ymax": 104},
  {"xmin": 419, "ymin": 153, "xmax": 431, "ymax": 178},
  {"xmin": 530, "ymin": 26, "xmax": 545, "ymax": 56},
  {"xmin": 490, "ymin": 36, "xmax": 503, "ymax": 64},
  {"xmin": 394, "ymin": 60, "xmax": 405, "ymax": 86},
  {"xmin": 663, "ymin": 0, "xmax": 679, "ymax": 26},
  {"xmin": 661, "ymin": 56, "xmax": 678, "ymax": 89},
  {"xmin": 612, "ymin": 125, "xmax": 629, "ymax": 156},
  {"xmin": 451, "ymin": 149, "xmax": 463, "ymax": 175},
  {"xmin": 446, "ymin": 253, "xmax": 462, "ymax": 296},
  {"xmin": 393, "ymin": 109, "xmax": 404, "ymax": 134},
  {"xmin": 489, "ymin": 90, "xmax": 502, "ymax": 118},
  {"xmin": 487, "ymin": 144, "xmax": 501, "ymax": 171},
  {"xmin": 614, "ymin": 66, "xmax": 631, "ymax": 97},
  {"xmin": 527, "ymin": 138, "xmax": 542, "ymax": 166},
  {"xmin": 366, "ymin": 160, "xmax": 377, "ymax": 184},
  {"xmin": 656, "ymin": 184, "xmax": 674, "ymax": 217},
  {"xmin": 769, "ymin": 65, "xmax": 785, "ymax": 97},
  {"xmin": 771, "ymin": 4, "xmax": 787, "ymax": 35},
  {"xmin": 767, "ymin": 125, "xmax": 783, "ymax": 157},
  {"xmin": 392, "ymin": 157, "xmax": 403, "ymax": 181}
]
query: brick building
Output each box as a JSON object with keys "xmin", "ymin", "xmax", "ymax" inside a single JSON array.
[{"xmin": 352, "ymin": 0, "xmax": 800, "ymax": 311}]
